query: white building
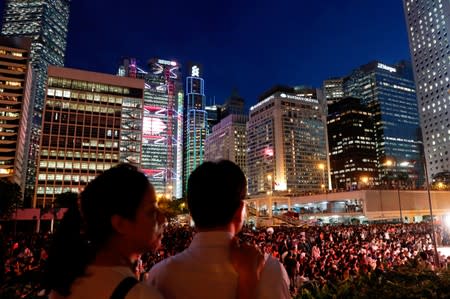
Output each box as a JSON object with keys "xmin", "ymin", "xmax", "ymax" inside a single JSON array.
[
  {"xmin": 246, "ymin": 86, "xmax": 329, "ymax": 196},
  {"xmin": 403, "ymin": 0, "xmax": 450, "ymax": 180}
]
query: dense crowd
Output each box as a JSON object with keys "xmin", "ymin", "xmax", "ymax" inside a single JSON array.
[{"xmin": 1, "ymin": 222, "xmax": 450, "ymax": 297}]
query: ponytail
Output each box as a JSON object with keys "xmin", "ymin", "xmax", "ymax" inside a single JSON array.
[{"xmin": 44, "ymin": 199, "xmax": 91, "ymax": 296}]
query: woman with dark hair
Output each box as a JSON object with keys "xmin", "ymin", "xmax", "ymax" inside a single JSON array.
[{"xmin": 44, "ymin": 163, "xmax": 263, "ymax": 299}]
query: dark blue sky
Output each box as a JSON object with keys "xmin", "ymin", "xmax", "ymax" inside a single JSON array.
[{"xmin": 1, "ymin": 0, "xmax": 411, "ymax": 107}]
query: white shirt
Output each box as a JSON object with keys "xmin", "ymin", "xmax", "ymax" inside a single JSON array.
[
  {"xmin": 50, "ymin": 266, "xmax": 163, "ymax": 299},
  {"xmin": 147, "ymin": 231, "xmax": 291, "ymax": 299}
]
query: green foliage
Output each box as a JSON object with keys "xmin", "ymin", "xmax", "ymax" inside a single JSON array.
[
  {"xmin": 295, "ymin": 262, "xmax": 450, "ymax": 299},
  {"xmin": 0, "ymin": 179, "xmax": 22, "ymax": 219},
  {"xmin": 157, "ymin": 198, "xmax": 187, "ymax": 221}
]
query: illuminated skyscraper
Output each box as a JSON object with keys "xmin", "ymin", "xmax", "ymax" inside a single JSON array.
[
  {"xmin": 343, "ymin": 61, "xmax": 424, "ymax": 187},
  {"xmin": 246, "ymin": 86, "xmax": 328, "ymax": 195},
  {"xmin": 323, "ymin": 78, "xmax": 344, "ymax": 104},
  {"xmin": 35, "ymin": 66, "xmax": 144, "ymax": 208},
  {"xmin": 403, "ymin": 0, "xmax": 450, "ymax": 181},
  {"xmin": 327, "ymin": 97, "xmax": 378, "ymax": 190},
  {"xmin": 205, "ymin": 114, "xmax": 248, "ymax": 173},
  {"xmin": 1, "ymin": 0, "xmax": 71, "ymax": 195},
  {"xmin": 183, "ymin": 63, "xmax": 207, "ymax": 193},
  {"xmin": 118, "ymin": 58, "xmax": 184, "ymax": 199},
  {"xmin": 0, "ymin": 37, "xmax": 34, "ymax": 192}
]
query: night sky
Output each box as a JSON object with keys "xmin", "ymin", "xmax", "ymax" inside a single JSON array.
[{"xmin": 0, "ymin": 0, "xmax": 411, "ymax": 108}]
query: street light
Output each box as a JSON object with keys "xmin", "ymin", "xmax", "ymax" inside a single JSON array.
[
  {"xmin": 318, "ymin": 163, "xmax": 326, "ymax": 193},
  {"xmin": 360, "ymin": 176, "xmax": 369, "ymax": 189},
  {"xmin": 385, "ymin": 159, "xmax": 403, "ymax": 223}
]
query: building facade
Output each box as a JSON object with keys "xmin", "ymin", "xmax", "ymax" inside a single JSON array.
[
  {"xmin": 327, "ymin": 97, "xmax": 378, "ymax": 190},
  {"xmin": 184, "ymin": 63, "xmax": 207, "ymax": 193},
  {"xmin": 34, "ymin": 66, "xmax": 144, "ymax": 207},
  {"xmin": 403, "ymin": 0, "xmax": 450, "ymax": 181},
  {"xmin": 205, "ymin": 114, "xmax": 248, "ymax": 172},
  {"xmin": 323, "ymin": 78, "xmax": 344, "ymax": 104},
  {"xmin": 0, "ymin": 37, "xmax": 33, "ymax": 191},
  {"xmin": 246, "ymin": 86, "xmax": 328, "ymax": 195},
  {"xmin": 118, "ymin": 58, "xmax": 184, "ymax": 199},
  {"xmin": 343, "ymin": 61, "xmax": 424, "ymax": 187},
  {"xmin": 1, "ymin": 0, "xmax": 71, "ymax": 196}
]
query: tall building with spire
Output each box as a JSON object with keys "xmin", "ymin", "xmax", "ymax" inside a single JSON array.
[
  {"xmin": 1, "ymin": 0, "xmax": 71, "ymax": 197},
  {"xmin": 403, "ymin": 0, "xmax": 450, "ymax": 181},
  {"xmin": 183, "ymin": 63, "xmax": 207, "ymax": 193}
]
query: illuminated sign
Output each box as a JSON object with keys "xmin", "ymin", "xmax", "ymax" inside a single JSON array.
[
  {"xmin": 279, "ymin": 93, "xmax": 319, "ymax": 103},
  {"xmin": 377, "ymin": 63, "xmax": 396, "ymax": 73},
  {"xmin": 157, "ymin": 59, "xmax": 177, "ymax": 66},
  {"xmin": 191, "ymin": 65, "xmax": 200, "ymax": 77}
]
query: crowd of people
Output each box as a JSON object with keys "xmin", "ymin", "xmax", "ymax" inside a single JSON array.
[
  {"xmin": 1, "ymin": 160, "xmax": 450, "ymax": 299},
  {"xmin": 2, "ymin": 222, "xmax": 449, "ymax": 297}
]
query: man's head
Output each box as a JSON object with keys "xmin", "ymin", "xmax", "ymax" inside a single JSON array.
[{"xmin": 187, "ymin": 160, "xmax": 247, "ymax": 231}]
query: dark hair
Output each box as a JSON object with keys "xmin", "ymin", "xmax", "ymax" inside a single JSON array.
[
  {"xmin": 44, "ymin": 163, "xmax": 151, "ymax": 296},
  {"xmin": 187, "ymin": 160, "xmax": 247, "ymax": 229}
]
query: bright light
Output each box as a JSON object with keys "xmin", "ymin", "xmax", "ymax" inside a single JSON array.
[
  {"xmin": 438, "ymin": 182, "xmax": 445, "ymax": 189},
  {"xmin": 360, "ymin": 176, "xmax": 369, "ymax": 184},
  {"xmin": 318, "ymin": 163, "xmax": 325, "ymax": 170},
  {"xmin": 264, "ymin": 148, "xmax": 274, "ymax": 157},
  {"xmin": 400, "ymin": 161, "xmax": 410, "ymax": 167},
  {"xmin": 267, "ymin": 174, "xmax": 272, "ymax": 180},
  {"xmin": 444, "ymin": 215, "xmax": 450, "ymax": 228},
  {"xmin": 385, "ymin": 160, "xmax": 393, "ymax": 166}
]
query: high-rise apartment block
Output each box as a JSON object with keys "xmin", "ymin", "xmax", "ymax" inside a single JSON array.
[
  {"xmin": 403, "ymin": 0, "xmax": 450, "ymax": 180},
  {"xmin": 0, "ymin": 37, "xmax": 33, "ymax": 191},
  {"xmin": 2, "ymin": 0, "xmax": 71, "ymax": 195},
  {"xmin": 246, "ymin": 86, "xmax": 328, "ymax": 195},
  {"xmin": 205, "ymin": 114, "xmax": 248, "ymax": 172},
  {"xmin": 343, "ymin": 61, "xmax": 424, "ymax": 187},
  {"xmin": 327, "ymin": 97, "xmax": 378, "ymax": 190},
  {"xmin": 118, "ymin": 58, "xmax": 184, "ymax": 199},
  {"xmin": 184, "ymin": 63, "xmax": 207, "ymax": 193},
  {"xmin": 34, "ymin": 66, "xmax": 144, "ymax": 207}
]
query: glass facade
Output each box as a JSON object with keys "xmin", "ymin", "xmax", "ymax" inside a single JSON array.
[
  {"xmin": 404, "ymin": 0, "xmax": 450, "ymax": 180},
  {"xmin": 344, "ymin": 61, "xmax": 424, "ymax": 187},
  {"xmin": 34, "ymin": 66, "xmax": 143, "ymax": 207},
  {"xmin": 327, "ymin": 97, "xmax": 378, "ymax": 190},
  {"xmin": 1, "ymin": 0, "xmax": 71, "ymax": 196},
  {"xmin": 247, "ymin": 86, "xmax": 328, "ymax": 195}
]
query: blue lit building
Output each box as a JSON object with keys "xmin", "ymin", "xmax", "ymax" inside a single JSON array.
[
  {"xmin": 184, "ymin": 63, "xmax": 207, "ymax": 192},
  {"xmin": 343, "ymin": 61, "xmax": 424, "ymax": 187}
]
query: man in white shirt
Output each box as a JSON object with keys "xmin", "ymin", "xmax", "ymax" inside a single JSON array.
[{"xmin": 147, "ymin": 160, "xmax": 291, "ymax": 299}]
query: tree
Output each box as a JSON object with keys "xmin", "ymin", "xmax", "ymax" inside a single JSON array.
[
  {"xmin": 0, "ymin": 179, "xmax": 22, "ymax": 220},
  {"xmin": 157, "ymin": 198, "xmax": 187, "ymax": 221}
]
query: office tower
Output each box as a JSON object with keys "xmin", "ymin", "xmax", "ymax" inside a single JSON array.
[
  {"xmin": 246, "ymin": 86, "xmax": 328, "ymax": 195},
  {"xmin": 183, "ymin": 63, "xmax": 207, "ymax": 192},
  {"xmin": 205, "ymin": 104, "xmax": 221, "ymax": 133},
  {"xmin": 0, "ymin": 37, "xmax": 33, "ymax": 192},
  {"xmin": 221, "ymin": 90, "xmax": 246, "ymax": 118},
  {"xmin": 205, "ymin": 114, "xmax": 248, "ymax": 172},
  {"xmin": 327, "ymin": 97, "xmax": 378, "ymax": 190},
  {"xmin": 118, "ymin": 58, "xmax": 184, "ymax": 199},
  {"xmin": 343, "ymin": 61, "xmax": 424, "ymax": 187},
  {"xmin": 403, "ymin": 0, "xmax": 450, "ymax": 180},
  {"xmin": 1, "ymin": 0, "xmax": 71, "ymax": 196},
  {"xmin": 323, "ymin": 78, "xmax": 344, "ymax": 104},
  {"xmin": 34, "ymin": 66, "xmax": 144, "ymax": 208}
]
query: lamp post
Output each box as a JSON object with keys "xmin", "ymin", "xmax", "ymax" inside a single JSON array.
[
  {"xmin": 423, "ymin": 158, "xmax": 440, "ymax": 268},
  {"xmin": 267, "ymin": 174, "xmax": 273, "ymax": 217},
  {"xmin": 318, "ymin": 163, "xmax": 325, "ymax": 193},
  {"xmin": 385, "ymin": 159, "xmax": 403, "ymax": 223}
]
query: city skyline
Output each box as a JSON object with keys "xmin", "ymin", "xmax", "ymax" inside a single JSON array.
[{"xmin": 0, "ymin": 0, "xmax": 412, "ymax": 107}]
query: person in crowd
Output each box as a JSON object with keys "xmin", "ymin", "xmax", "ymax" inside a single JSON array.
[
  {"xmin": 147, "ymin": 160, "xmax": 291, "ymax": 299},
  {"xmin": 43, "ymin": 163, "xmax": 264, "ymax": 299}
]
